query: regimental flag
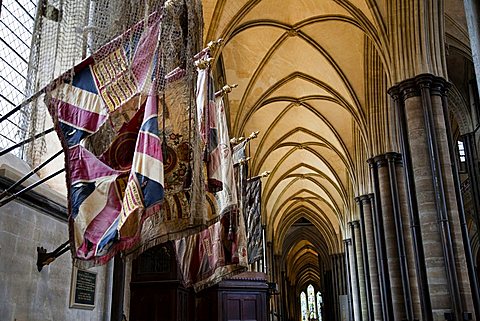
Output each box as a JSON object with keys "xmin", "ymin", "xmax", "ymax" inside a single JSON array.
[
  {"xmin": 47, "ymin": 13, "xmax": 164, "ymax": 265},
  {"xmin": 233, "ymin": 140, "xmax": 248, "ymax": 237},
  {"xmin": 175, "ymin": 57, "xmax": 247, "ymax": 291},
  {"xmin": 232, "ymin": 140, "xmax": 248, "ymax": 165},
  {"xmin": 245, "ymin": 177, "xmax": 263, "ymax": 264},
  {"xmin": 196, "ymin": 51, "xmax": 223, "ymax": 193},
  {"xmin": 175, "ymin": 208, "xmax": 247, "ymax": 292},
  {"xmin": 133, "ymin": 67, "xmax": 207, "ymax": 252},
  {"xmin": 205, "ymin": 95, "xmax": 238, "ymax": 219},
  {"xmin": 117, "ymin": 89, "xmax": 164, "ymax": 246}
]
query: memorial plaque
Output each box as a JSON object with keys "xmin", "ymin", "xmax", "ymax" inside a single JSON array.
[{"xmin": 70, "ymin": 267, "xmax": 97, "ymax": 309}]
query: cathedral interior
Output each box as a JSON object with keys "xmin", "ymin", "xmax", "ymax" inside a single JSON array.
[{"xmin": 0, "ymin": 0, "xmax": 480, "ymax": 321}]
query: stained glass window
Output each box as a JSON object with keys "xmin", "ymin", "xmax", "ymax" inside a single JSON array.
[
  {"xmin": 317, "ymin": 291, "xmax": 323, "ymax": 321},
  {"xmin": 301, "ymin": 291, "xmax": 308, "ymax": 321},
  {"xmin": 308, "ymin": 284, "xmax": 317, "ymax": 319}
]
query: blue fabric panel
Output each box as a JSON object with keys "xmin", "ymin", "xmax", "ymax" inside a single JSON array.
[
  {"xmin": 140, "ymin": 116, "xmax": 158, "ymax": 135},
  {"xmin": 136, "ymin": 172, "xmax": 164, "ymax": 207},
  {"xmin": 70, "ymin": 181, "xmax": 96, "ymax": 219},
  {"xmin": 97, "ymin": 217, "xmax": 119, "ymax": 254},
  {"xmin": 59, "ymin": 122, "xmax": 90, "ymax": 147},
  {"xmin": 72, "ymin": 66, "xmax": 98, "ymax": 94}
]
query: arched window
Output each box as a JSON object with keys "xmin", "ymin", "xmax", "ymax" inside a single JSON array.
[
  {"xmin": 300, "ymin": 284, "xmax": 323, "ymax": 320},
  {"xmin": 316, "ymin": 291, "xmax": 323, "ymax": 321},
  {"xmin": 300, "ymin": 292, "xmax": 308, "ymax": 321},
  {"xmin": 307, "ymin": 284, "xmax": 317, "ymax": 319}
]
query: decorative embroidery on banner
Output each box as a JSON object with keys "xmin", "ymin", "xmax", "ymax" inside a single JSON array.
[{"xmin": 92, "ymin": 49, "xmax": 137, "ymax": 112}]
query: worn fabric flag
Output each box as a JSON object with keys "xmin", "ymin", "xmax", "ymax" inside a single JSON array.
[
  {"xmin": 245, "ymin": 177, "xmax": 263, "ymax": 264},
  {"xmin": 48, "ymin": 13, "xmax": 164, "ymax": 265},
  {"xmin": 232, "ymin": 140, "xmax": 248, "ymax": 165},
  {"xmin": 233, "ymin": 139, "xmax": 248, "ymax": 237},
  {"xmin": 175, "ymin": 69, "xmax": 247, "ymax": 291},
  {"xmin": 175, "ymin": 207, "xmax": 247, "ymax": 292},
  {"xmin": 195, "ymin": 51, "xmax": 224, "ymax": 193},
  {"xmin": 204, "ymin": 95, "xmax": 238, "ymax": 221},
  {"xmin": 116, "ymin": 88, "xmax": 164, "ymax": 247},
  {"xmin": 135, "ymin": 67, "xmax": 207, "ymax": 252}
]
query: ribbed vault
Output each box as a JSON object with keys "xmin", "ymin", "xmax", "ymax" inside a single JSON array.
[
  {"xmin": 202, "ymin": 0, "xmax": 387, "ymax": 294},
  {"xmin": 202, "ymin": 0, "xmax": 473, "ymax": 305}
]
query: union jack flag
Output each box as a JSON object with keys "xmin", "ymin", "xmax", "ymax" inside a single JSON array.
[{"xmin": 48, "ymin": 12, "xmax": 164, "ymax": 265}]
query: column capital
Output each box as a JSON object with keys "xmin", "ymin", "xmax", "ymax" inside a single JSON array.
[
  {"xmin": 349, "ymin": 220, "xmax": 360, "ymax": 228},
  {"xmin": 399, "ymin": 78, "xmax": 420, "ymax": 100},
  {"xmin": 388, "ymin": 73, "xmax": 450, "ymax": 101},
  {"xmin": 373, "ymin": 154, "xmax": 388, "ymax": 167},
  {"xmin": 367, "ymin": 157, "xmax": 376, "ymax": 168},
  {"xmin": 359, "ymin": 194, "xmax": 371, "ymax": 204},
  {"xmin": 385, "ymin": 152, "xmax": 403, "ymax": 165},
  {"xmin": 344, "ymin": 238, "xmax": 352, "ymax": 245}
]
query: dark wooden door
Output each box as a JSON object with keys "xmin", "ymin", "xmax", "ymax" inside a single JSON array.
[
  {"xmin": 224, "ymin": 293, "xmax": 264, "ymax": 321},
  {"xmin": 129, "ymin": 243, "xmax": 192, "ymax": 321},
  {"xmin": 130, "ymin": 284, "xmax": 176, "ymax": 321}
]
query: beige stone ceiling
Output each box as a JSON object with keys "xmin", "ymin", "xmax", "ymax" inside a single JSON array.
[{"xmin": 201, "ymin": 0, "xmax": 471, "ymax": 286}]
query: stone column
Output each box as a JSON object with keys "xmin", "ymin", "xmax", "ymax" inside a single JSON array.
[
  {"xmin": 395, "ymin": 154, "xmax": 422, "ymax": 319},
  {"xmin": 368, "ymin": 159, "xmax": 394, "ymax": 321},
  {"xmin": 389, "ymin": 74, "xmax": 475, "ymax": 321},
  {"xmin": 332, "ymin": 253, "xmax": 348, "ymax": 321},
  {"xmin": 464, "ymin": 0, "xmax": 480, "ymax": 97},
  {"xmin": 351, "ymin": 221, "xmax": 367, "ymax": 321},
  {"xmin": 360, "ymin": 195, "xmax": 382, "ymax": 321},
  {"xmin": 386, "ymin": 152, "xmax": 416, "ymax": 321},
  {"xmin": 376, "ymin": 155, "xmax": 407, "ymax": 321},
  {"xmin": 345, "ymin": 239, "xmax": 356, "ymax": 321},
  {"xmin": 332, "ymin": 254, "xmax": 339, "ymax": 321}
]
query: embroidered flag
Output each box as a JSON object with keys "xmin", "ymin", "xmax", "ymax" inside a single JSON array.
[
  {"xmin": 175, "ymin": 208, "xmax": 247, "ymax": 292},
  {"xmin": 135, "ymin": 67, "xmax": 207, "ymax": 252},
  {"xmin": 175, "ymin": 73, "xmax": 247, "ymax": 291},
  {"xmin": 233, "ymin": 140, "xmax": 248, "ymax": 165},
  {"xmin": 48, "ymin": 13, "xmax": 164, "ymax": 265},
  {"xmin": 196, "ymin": 52, "xmax": 224, "ymax": 193},
  {"xmin": 245, "ymin": 177, "xmax": 263, "ymax": 264},
  {"xmin": 233, "ymin": 140, "xmax": 248, "ymax": 243},
  {"xmin": 117, "ymin": 88, "xmax": 164, "ymax": 246}
]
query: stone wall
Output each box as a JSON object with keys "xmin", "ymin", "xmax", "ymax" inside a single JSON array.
[{"xmin": 0, "ymin": 153, "xmax": 112, "ymax": 321}]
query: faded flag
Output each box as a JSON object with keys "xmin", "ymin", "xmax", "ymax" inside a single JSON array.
[
  {"xmin": 196, "ymin": 51, "xmax": 224, "ymax": 193},
  {"xmin": 48, "ymin": 13, "xmax": 164, "ymax": 265},
  {"xmin": 135, "ymin": 67, "xmax": 207, "ymax": 252},
  {"xmin": 175, "ymin": 62, "xmax": 247, "ymax": 290},
  {"xmin": 175, "ymin": 209, "xmax": 247, "ymax": 292},
  {"xmin": 245, "ymin": 177, "xmax": 263, "ymax": 264}
]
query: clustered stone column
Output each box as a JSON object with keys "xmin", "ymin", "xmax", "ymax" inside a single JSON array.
[
  {"xmin": 364, "ymin": 153, "xmax": 419, "ymax": 321},
  {"xmin": 331, "ymin": 253, "xmax": 347, "ymax": 321},
  {"xmin": 350, "ymin": 221, "xmax": 367, "ymax": 321},
  {"xmin": 357, "ymin": 195, "xmax": 382, "ymax": 321},
  {"xmin": 345, "ymin": 74, "xmax": 480, "ymax": 321},
  {"xmin": 344, "ymin": 239, "xmax": 357, "ymax": 321},
  {"xmin": 388, "ymin": 74, "xmax": 477, "ymax": 321}
]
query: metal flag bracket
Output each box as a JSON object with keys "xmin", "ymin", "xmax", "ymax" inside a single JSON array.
[{"xmin": 36, "ymin": 240, "xmax": 70, "ymax": 272}]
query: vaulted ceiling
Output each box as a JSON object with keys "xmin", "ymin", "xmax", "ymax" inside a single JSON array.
[{"xmin": 202, "ymin": 0, "xmax": 472, "ymax": 290}]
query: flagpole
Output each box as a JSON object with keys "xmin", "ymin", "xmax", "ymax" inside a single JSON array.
[
  {"xmin": 215, "ymin": 83, "xmax": 238, "ymax": 97},
  {"xmin": 36, "ymin": 240, "xmax": 70, "ymax": 272},
  {"xmin": 0, "ymin": 149, "xmax": 63, "ymax": 200},
  {"xmin": 0, "ymin": 127, "xmax": 55, "ymax": 157},
  {"xmin": 231, "ymin": 131, "xmax": 259, "ymax": 145},
  {"xmin": 0, "ymin": 168, "xmax": 65, "ymax": 208},
  {"xmin": 247, "ymin": 170, "xmax": 271, "ymax": 181}
]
